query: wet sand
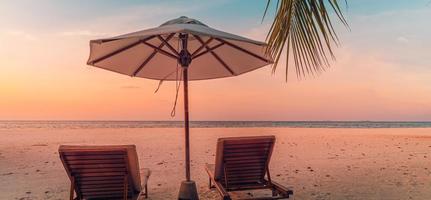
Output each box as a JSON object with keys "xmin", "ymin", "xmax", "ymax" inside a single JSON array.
[{"xmin": 0, "ymin": 127, "xmax": 430, "ymax": 200}]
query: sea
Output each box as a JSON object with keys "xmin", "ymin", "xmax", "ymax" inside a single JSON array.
[{"xmin": 0, "ymin": 121, "xmax": 431, "ymax": 129}]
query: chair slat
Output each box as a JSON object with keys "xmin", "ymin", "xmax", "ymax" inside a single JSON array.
[
  {"xmin": 224, "ymin": 155, "xmax": 268, "ymax": 161},
  {"xmin": 225, "ymin": 165, "xmax": 265, "ymax": 171},
  {"xmin": 77, "ymin": 176, "xmax": 124, "ymax": 181},
  {"xmin": 66, "ymin": 159, "xmax": 125, "ymax": 165},
  {"xmin": 80, "ymin": 183, "xmax": 124, "ymax": 189},
  {"xmin": 225, "ymin": 159, "xmax": 266, "ymax": 165},
  {"xmin": 80, "ymin": 187, "xmax": 125, "ymax": 192},
  {"xmin": 79, "ymin": 180, "xmax": 125, "ymax": 186},
  {"xmin": 224, "ymin": 148, "xmax": 271, "ymax": 153},
  {"xmin": 64, "ymin": 155, "xmax": 125, "ymax": 160},
  {"xmin": 224, "ymin": 151, "xmax": 270, "ymax": 157},
  {"xmin": 74, "ymin": 172, "xmax": 126, "ymax": 177},
  {"xmin": 69, "ymin": 163, "xmax": 126, "ymax": 169},
  {"xmin": 82, "ymin": 190, "xmax": 124, "ymax": 195},
  {"xmin": 62, "ymin": 151, "xmax": 126, "ymax": 156}
]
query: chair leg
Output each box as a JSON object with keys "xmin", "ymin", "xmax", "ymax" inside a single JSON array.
[
  {"xmin": 69, "ymin": 177, "xmax": 75, "ymax": 200},
  {"xmin": 145, "ymin": 184, "xmax": 148, "ymax": 198},
  {"xmin": 272, "ymin": 189, "xmax": 278, "ymax": 197}
]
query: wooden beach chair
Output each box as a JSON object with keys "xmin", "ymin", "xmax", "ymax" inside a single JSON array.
[
  {"xmin": 59, "ymin": 145, "xmax": 150, "ymax": 200},
  {"xmin": 204, "ymin": 136, "xmax": 293, "ymax": 200}
]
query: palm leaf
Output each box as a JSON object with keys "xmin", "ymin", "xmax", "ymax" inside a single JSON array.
[{"xmin": 263, "ymin": 0, "xmax": 348, "ymax": 80}]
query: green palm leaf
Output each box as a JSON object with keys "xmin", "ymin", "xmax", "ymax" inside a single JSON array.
[{"xmin": 264, "ymin": 0, "xmax": 348, "ymax": 80}]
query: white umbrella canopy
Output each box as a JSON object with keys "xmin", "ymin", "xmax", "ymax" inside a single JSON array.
[
  {"xmin": 87, "ymin": 16, "xmax": 273, "ymax": 200},
  {"xmin": 87, "ymin": 16, "xmax": 273, "ymax": 81}
]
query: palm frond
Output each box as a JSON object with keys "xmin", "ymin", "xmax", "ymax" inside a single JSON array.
[{"xmin": 264, "ymin": 0, "xmax": 348, "ymax": 80}]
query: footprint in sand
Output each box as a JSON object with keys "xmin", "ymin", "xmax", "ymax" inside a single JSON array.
[{"xmin": 1, "ymin": 172, "xmax": 13, "ymax": 176}]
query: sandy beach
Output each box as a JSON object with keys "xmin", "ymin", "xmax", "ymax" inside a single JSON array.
[{"xmin": 1, "ymin": 127, "xmax": 430, "ymax": 200}]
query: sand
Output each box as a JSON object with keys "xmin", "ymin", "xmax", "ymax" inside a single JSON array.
[{"xmin": 0, "ymin": 127, "xmax": 430, "ymax": 200}]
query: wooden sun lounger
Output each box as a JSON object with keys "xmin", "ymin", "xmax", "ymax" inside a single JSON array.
[
  {"xmin": 59, "ymin": 145, "xmax": 150, "ymax": 200},
  {"xmin": 205, "ymin": 136, "xmax": 293, "ymax": 200}
]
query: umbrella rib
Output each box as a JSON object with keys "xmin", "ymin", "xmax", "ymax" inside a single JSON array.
[
  {"xmin": 190, "ymin": 37, "xmax": 214, "ymax": 57},
  {"xmin": 133, "ymin": 33, "xmax": 176, "ymax": 76},
  {"xmin": 194, "ymin": 35, "xmax": 235, "ymax": 75},
  {"xmin": 157, "ymin": 35, "xmax": 179, "ymax": 56},
  {"xmin": 192, "ymin": 42, "xmax": 224, "ymax": 59},
  {"xmin": 211, "ymin": 51, "xmax": 235, "ymax": 75},
  {"xmin": 89, "ymin": 35, "xmax": 156, "ymax": 65},
  {"xmin": 142, "ymin": 41, "xmax": 179, "ymax": 60},
  {"xmin": 215, "ymin": 38, "xmax": 271, "ymax": 63}
]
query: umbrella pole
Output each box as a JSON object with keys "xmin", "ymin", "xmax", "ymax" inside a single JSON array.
[
  {"xmin": 178, "ymin": 33, "xmax": 199, "ymax": 200},
  {"xmin": 183, "ymin": 66, "xmax": 191, "ymax": 182}
]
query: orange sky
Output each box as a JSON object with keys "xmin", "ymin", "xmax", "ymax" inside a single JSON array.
[{"xmin": 0, "ymin": 1, "xmax": 430, "ymax": 121}]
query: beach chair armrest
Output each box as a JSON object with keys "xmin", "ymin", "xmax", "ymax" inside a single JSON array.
[
  {"xmin": 140, "ymin": 168, "xmax": 151, "ymax": 187},
  {"xmin": 213, "ymin": 180, "xmax": 231, "ymax": 200},
  {"xmin": 205, "ymin": 163, "xmax": 231, "ymax": 200},
  {"xmin": 138, "ymin": 168, "xmax": 151, "ymax": 199}
]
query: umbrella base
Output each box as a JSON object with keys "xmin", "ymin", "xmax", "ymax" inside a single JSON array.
[{"xmin": 178, "ymin": 180, "xmax": 199, "ymax": 200}]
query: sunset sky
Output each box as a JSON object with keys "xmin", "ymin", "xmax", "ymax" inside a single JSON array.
[{"xmin": 0, "ymin": 0, "xmax": 430, "ymax": 121}]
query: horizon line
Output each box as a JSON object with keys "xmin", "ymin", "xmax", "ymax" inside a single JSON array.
[{"xmin": 1, "ymin": 120, "xmax": 431, "ymax": 123}]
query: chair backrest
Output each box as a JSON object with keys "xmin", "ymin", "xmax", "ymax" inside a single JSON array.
[
  {"xmin": 214, "ymin": 136, "xmax": 276, "ymax": 189},
  {"xmin": 59, "ymin": 145, "xmax": 141, "ymax": 199}
]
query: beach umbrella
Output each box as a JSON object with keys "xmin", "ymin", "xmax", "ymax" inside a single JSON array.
[{"xmin": 87, "ymin": 16, "xmax": 273, "ymax": 199}]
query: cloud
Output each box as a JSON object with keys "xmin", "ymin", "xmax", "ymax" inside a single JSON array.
[
  {"xmin": 396, "ymin": 36, "xmax": 409, "ymax": 44},
  {"xmin": 54, "ymin": 1, "xmax": 226, "ymax": 39},
  {"xmin": 120, "ymin": 85, "xmax": 141, "ymax": 89},
  {"xmin": 242, "ymin": 23, "xmax": 271, "ymax": 41},
  {"xmin": 83, "ymin": 2, "xmax": 219, "ymax": 33},
  {"xmin": 3, "ymin": 30, "xmax": 38, "ymax": 41},
  {"xmin": 59, "ymin": 30, "xmax": 110, "ymax": 37}
]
